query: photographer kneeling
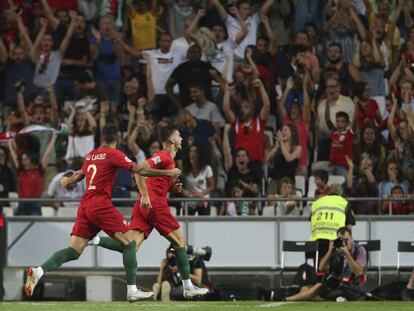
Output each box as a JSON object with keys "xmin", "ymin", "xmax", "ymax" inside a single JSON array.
[
  {"xmin": 286, "ymin": 227, "xmax": 367, "ymax": 302},
  {"xmin": 153, "ymin": 244, "xmax": 212, "ymax": 301}
]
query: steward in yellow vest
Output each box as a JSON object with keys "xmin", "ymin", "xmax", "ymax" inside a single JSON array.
[{"xmin": 309, "ymin": 184, "xmax": 355, "ymax": 259}]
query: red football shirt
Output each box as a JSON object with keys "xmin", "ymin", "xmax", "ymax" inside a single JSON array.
[
  {"xmin": 329, "ymin": 127, "xmax": 353, "ymax": 167},
  {"xmin": 356, "ymin": 99, "xmax": 379, "ymax": 130},
  {"xmin": 233, "ymin": 117, "xmax": 266, "ymax": 163},
  {"xmin": 81, "ymin": 147, "xmax": 135, "ymax": 204},
  {"xmin": 18, "ymin": 168, "xmax": 44, "ymax": 198},
  {"xmin": 145, "ymin": 150, "xmax": 175, "ymax": 205}
]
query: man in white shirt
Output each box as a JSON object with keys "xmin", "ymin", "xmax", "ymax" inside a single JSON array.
[
  {"xmin": 316, "ymin": 77, "xmax": 355, "ymax": 161},
  {"xmin": 210, "ymin": 0, "xmax": 273, "ymax": 61},
  {"xmin": 47, "ymin": 170, "xmax": 86, "ymax": 209},
  {"xmin": 186, "ymin": 84, "xmax": 225, "ymax": 131}
]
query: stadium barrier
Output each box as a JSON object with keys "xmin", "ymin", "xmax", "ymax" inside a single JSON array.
[{"xmin": 2, "ymin": 197, "xmax": 414, "ymax": 301}]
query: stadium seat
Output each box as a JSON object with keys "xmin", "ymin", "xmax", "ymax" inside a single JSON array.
[
  {"xmin": 210, "ymin": 206, "xmax": 217, "ymax": 216},
  {"xmin": 295, "ymin": 176, "xmax": 306, "ymax": 195},
  {"xmin": 328, "ymin": 175, "xmax": 345, "ymax": 186},
  {"xmin": 397, "ymin": 241, "xmax": 414, "ymax": 280},
  {"xmin": 8, "ymin": 192, "xmax": 18, "ymax": 209},
  {"xmin": 42, "ymin": 206, "xmax": 55, "ymax": 217},
  {"xmin": 311, "ymin": 161, "xmax": 329, "ymax": 172},
  {"xmin": 130, "ymin": 191, "xmax": 138, "ymax": 199},
  {"xmin": 170, "ymin": 206, "xmax": 177, "ymax": 216},
  {"xmin": 355, "ymin": 240, "xmax": 382, "ymax": 286},
  {"xmin": 280, "ymin": 241, "xmax": 319, "ymax": 286},
  {"xmin": 3, "ymin": 207, "xmax": 13, "ymax": 217},
  {"xmin": 56, "ymin": 208, "xmax": 77, "ymax": 217},
  {"xmin": 262, "ymin": 205, "xmax": 275, "ymax": 216}
]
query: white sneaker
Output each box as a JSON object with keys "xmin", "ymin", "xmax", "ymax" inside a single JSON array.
[
  {"xmin": 161, "ymin": 281, "xmax": 171, "ymax": 302},
  {"xmin": 152, "ymin": 283, "xmax": 160, "ymax": 301},
  {"xmin": 24, "ymin": 267, "xmax": 40, "ymax": 298},
  {"xmin": 127, "ymin": 290, "xmax": 154, "ymax": 302},
  {"xmin": 183, "ymin": 285, "xmax": 209, "ymax": 299}
]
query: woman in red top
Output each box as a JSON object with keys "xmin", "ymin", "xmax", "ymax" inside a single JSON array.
[{"xmin": 8, "ymin": 132, "xmax": 57, "ymax": 215}]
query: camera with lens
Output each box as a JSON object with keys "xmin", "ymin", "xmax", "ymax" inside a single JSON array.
[
  {"xmin": 333, "ymin": 238, "xmax": 345, "ymax": 249},
  {"xmin": 14, "ymin": 80, "xmax": 26, "ymax": 93},
  {"xmin": 166, "ymin": 245, "xmax": 213, "ymax": 267}
]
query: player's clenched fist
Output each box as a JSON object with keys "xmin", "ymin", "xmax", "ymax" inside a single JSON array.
[
  {"xmin": 140, "ymin": 194, "xmax": 152, "ymax": 209},
  {"xmin": 167, "ymin": 168, "xmax": 181, "ymax": 178}
]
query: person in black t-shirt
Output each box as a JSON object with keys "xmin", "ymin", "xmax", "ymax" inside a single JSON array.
[
  {"xmin": 56, "ymin": 13, "xmax": 91, "ymax": 103},
  {"xmin": 165, "ymin": 44, "xmax": 224, "ymax": 108}
]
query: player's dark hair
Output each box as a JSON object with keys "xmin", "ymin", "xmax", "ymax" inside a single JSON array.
[
  {"xmin": 102, "ymin": 124, "xmax": 119, "ymax": 144},
  {"xmin": 159, "ymin": 126, "xmax": 178, "ymax": 143}
]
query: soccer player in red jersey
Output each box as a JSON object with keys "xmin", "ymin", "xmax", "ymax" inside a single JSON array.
[
  {"xmin": 24, "ymin": 124, "xmax": 181, "ymax": 302},
  {"xmin": 91, "ymin": 126, "xmax": 209, "ymax": 298}
]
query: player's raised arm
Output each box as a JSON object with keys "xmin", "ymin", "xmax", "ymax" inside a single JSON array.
[
  {"xmin": 60, "ymin": 170, "xmax": 85, "ymax": 188},
  {"xmin": 132, "ymin": 161, "xmax": 181, "ymax": 178}
]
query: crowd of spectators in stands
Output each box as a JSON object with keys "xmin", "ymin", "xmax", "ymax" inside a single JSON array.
[{"xmin": 0, "ymin": 0, "xmax": 414, "ymax": 216}]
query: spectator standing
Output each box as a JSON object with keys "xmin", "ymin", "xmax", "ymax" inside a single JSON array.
[
  {"xmin": 325, "ymin": 105, "xmax": 354, "ymax": 177},
  {"xmin": 165, "ymin": 0, "xmax": 195, "ymax": 39},
  {"xmin": 316, "ymin": 76, "xmax": 354, "ymax": 161},
  {"xmin": 277, "ymin": 75, "xmax": 311, "ymax": 174},
  {"xmin": 265, "ymin": 125, "xmax": 301, "ymax": 194},
  {"xmin": 223, "ymin": 79, "xmax": 270, "ymax": 164},
  {"xmin": 223, "ymin": 126, "xmax": 262, "ymax": 215},
  {"xmin": 185, "ymin": 84, "xmax": 225, "ymax": 132},
  {"xmin": 324, "ymin": 0, "xmax": 367, "ymax": 64},
  {"xmin": 210, "ymin": 0, "xmax": 273, "ymax": 63},
  {"xmin": 64, "ymin": 101, "xmax": 97, "ymax": 161},
  {"xmin": 90, "ymin": 15, "xmax": 123, "ymax": 103},
  {"xmin": 353, "ymin": 36, "xmax": 386, "ymax": 99},
  {"xmin": 127, "ymin": 0, "xmax": 157, "ymax": 51},
  {"xmin": 0, "ymin": 11, "xmax": 35, "ymax": 110},
  {"xmin": 55, "ymin": 12, "xmax": 91, "ymax": 103},
  {"xmin": 8, "ymin": 133, "xmax": 57, "ymax": 215},
  {"xmin": 166, "ymin": 44, "xmax": 223, "ymax": 108},
  {"xmin": 182, "ymin": 144, "xmax": 216, "ymax": 216},
  {"xmin": 322, "ymin": 42, "xmax": 362, "ymax": 97},
  {"xmin": 31, "ymin": 15, "xmax": 77, "ymax": 89}
]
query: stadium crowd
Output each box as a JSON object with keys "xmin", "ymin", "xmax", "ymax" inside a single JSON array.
[{"xmin": 0, "ymin": 0, "xmax": 414, "ymax": 216}]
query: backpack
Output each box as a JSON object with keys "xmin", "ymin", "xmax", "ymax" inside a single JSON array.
[
  {"xmin": 292, "ymin": 263, "xmax": 318, "ymax": 287},
  {"xmin": 370, "ymin": 281, "xmax": 407, "ymax": 301}
]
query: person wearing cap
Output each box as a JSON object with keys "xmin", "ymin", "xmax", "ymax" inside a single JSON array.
[{"xmin": 309, "ymin": 183, "xmax": 355, "ymax": 259}]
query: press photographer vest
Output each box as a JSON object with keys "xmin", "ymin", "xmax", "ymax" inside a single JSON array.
[{"xmin": 310, "ymin": 195, "xmax": 347, "ymax": 241}]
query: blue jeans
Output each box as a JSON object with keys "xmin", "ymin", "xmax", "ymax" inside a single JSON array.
[
  {"xmin": 328, "ymin": 165, "xmax": 347, "ymax": 178},
  {"xmin": 15, "ymin": 202, "xmax": 41, "ymax": 216}
]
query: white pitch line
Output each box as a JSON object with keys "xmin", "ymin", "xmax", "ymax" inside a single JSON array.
[{"xmin": 259, "ymin": 302, "xmax": 291, "ymax": 308}]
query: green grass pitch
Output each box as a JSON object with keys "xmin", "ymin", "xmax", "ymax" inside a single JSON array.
[{"xmin": 2, "ymin": 301, "xmax": 414, "ymax": 311}]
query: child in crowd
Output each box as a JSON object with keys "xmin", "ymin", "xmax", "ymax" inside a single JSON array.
[
  {"xmin": 221, "ymin": 182, "xmax": 252, "ymax": 216},
  {"xmin": 313, "ymin": 170, "xmax": 330, "ymax": 197},
  {"xmin": 381, "ymin": 185, "xmax": 413, "ymax": 215},
  {"xmin": 325, "ymin": 105, "xmax": 354, "ymax": 177},
  {"xmin": 267, "ymin": 177, "xmax": 300, "ymax": 216}
]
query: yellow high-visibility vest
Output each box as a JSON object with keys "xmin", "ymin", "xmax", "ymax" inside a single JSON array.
[{"xmin": 310, "ymin": 195, "xmax": 347, "ymax": 241}]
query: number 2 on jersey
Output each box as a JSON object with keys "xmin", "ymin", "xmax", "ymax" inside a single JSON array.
[{"xmin": 87, "ymin": 164, "xmax": 97, "ymax": 190}]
